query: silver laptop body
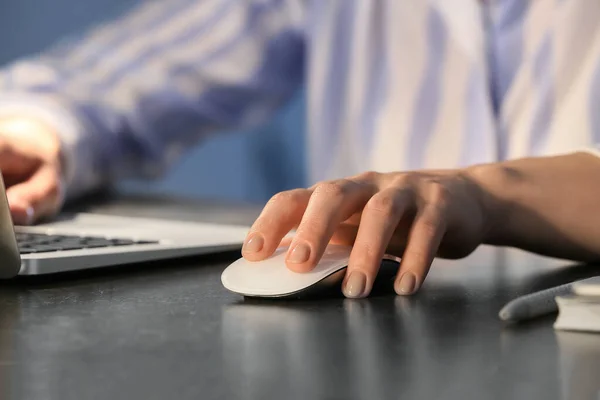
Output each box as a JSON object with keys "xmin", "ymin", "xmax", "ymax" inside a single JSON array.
[{"xmin": 0, "ymin": 177, "xmax": 250, "ymax": 278}]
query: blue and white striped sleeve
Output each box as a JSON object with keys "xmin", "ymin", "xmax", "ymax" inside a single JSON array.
[{"xmin": 0, "ymin": 0, "xmax": 306, "ymax": 200}]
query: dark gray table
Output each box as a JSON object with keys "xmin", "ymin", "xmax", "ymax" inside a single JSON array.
[{"xmin": 1, "ymin": 192, "xmax": 599, "ymax": 400}]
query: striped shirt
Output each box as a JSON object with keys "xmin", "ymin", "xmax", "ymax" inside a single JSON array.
[{"xmin": 0, "ymin": 0, "xmax": 599, "ymax": 199}]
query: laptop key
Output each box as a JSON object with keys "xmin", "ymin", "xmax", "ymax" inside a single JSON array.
[
  {"xmin": 54, "ymin": 238, "xmax": 86, "ymax": 244},
  {"xmin": 43, "ymin": 235, "xmax": 78, "ymax": 243},
  {"xmin": 83, "ymin": 240, "xmax": 113, "ymax": 248},
  {"xmin": 51, "ymin": 245, "xmax": 85, "ymax": 251},
  {"xmin": 53, "ymin": 235, "xmax": 82, "ymax": 240},
  {"xmin": 27, "ymin": 245, "xmax": 59, "ymax": 253},
  {"xmin": 27, "ymin": 237, "xmax": 53, "ymax": 244},
  {"xmin": 17, "ymin": 232, "xmax": 151, "ymax": 253},
  {"xmin": 83, "ymin": 236, "xmax": 107, "ymax": 242},
  {"xmin": 19, "ymin": 247, "xmax": 37, "ymax": 254},
  {"xmin": 57, "ymin": 245, "xmax": 86, "ymax": 251},
  {"xmin": 111, "ymin": 239, "xmax": 135, "ymax": 246}
]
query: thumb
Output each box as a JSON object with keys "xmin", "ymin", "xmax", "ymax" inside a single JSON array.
[{"xmin": 6, "ymin": 164, "xmax": 64, "ymax": 225}]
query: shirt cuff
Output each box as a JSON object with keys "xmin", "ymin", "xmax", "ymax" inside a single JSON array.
[{"xmin": 0, "ymin": 93, "xmax": 99, "ymax": 201}]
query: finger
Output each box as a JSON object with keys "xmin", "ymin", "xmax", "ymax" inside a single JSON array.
[
  {"xmin": 8, "ymin": 199, "xmax": 34, "ymax": 226},
  {"xmin": 329, "ymin": 222, "xmax": 359, "ymax": 246},
  {"xmin": 6, "ymin": 164, "xmax": 64, "ymax": 225},
  {"xmin": 285, "ymin": 179, "xmax": 377, "ymax": 273},
  {"xmin": 0, "ymin": 142, "xmax": 39, "ymax": 179},
  {"xmin": 278, "ymin": 223, "xmax": 360, "ymax": 250},
  {"xmin": 342, "ymin": 188, "xmax": 412, "ymax": 298},
  {"xmin": 395, "ymin": 184, "xmax": 449, "ymax": 295},
  {"xmin": 242, "ymin": 189, "xmax": 312, "ymax": 261},
  {"xmin": 336, "ymin": 214, "xmax": 415, "ymax": 256},
  {"xmin": 333, "ymin": 223, "xmax": 410, "ymax": 257},
  {"xmin": 277, "ymin": 236, "xmax": 294, "ymax": 249}
]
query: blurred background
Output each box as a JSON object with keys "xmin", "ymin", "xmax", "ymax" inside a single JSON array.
[{"xmin": 0, "ymin": 0, "xmax": 306, "ymax": 203}]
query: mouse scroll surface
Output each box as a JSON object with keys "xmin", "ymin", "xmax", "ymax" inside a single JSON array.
[{"xmin": 221, "ymin": 245, "xmax": 401, "ymax": 298}]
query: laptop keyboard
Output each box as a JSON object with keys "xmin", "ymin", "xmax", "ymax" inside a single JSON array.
[{"xmin": 16, "ymin": 232, "xmax": 159, "ymax": 254}]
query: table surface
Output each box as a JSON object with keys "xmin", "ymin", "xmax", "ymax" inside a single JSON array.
[{"xmin": 1, "ymin": 192, "xmax": 599, "ymax": 400}]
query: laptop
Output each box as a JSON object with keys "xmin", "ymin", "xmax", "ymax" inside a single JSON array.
[{"xmin": 0, "ymin": 176, "xmax": 251, "ymax": 278}]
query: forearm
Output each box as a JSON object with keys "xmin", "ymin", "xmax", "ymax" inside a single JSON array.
[
  {"xmin": 468, "ymin": 152, "xmax": 600, "ymax": 261},
  {"xmin": 0, "ymin": 0, "xmax": 305, "ymax": 200}
]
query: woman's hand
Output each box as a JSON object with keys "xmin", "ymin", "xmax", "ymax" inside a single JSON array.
[
  {"xmin": 242, "ymin": 169, "xmax": 497, "ymax": 298},
  {"xmin": 0, "ymin": 116, "xmax": 66, "ymax": 225}
]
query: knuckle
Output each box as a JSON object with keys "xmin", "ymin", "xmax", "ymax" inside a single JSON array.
[
  {"xmin": 267, "ymin": 190, "xmax": 301, "ymax": 207},
  {"xmin": 422, "ymin": 219, "xmax": 439, "ymax": 237},
  {"xmin": 263, "ymin": 189, "xmax": 308, "ymax": 221},
  {"xmin": 389, "ymin": 173, "xmax": 413, "ymax": 188},
  {"xmin": 309, "ymin": 179, "xmax": 326, "ymax": 190},
  {"xmin": 354, "ymin": 170, "xmax": 380, "ymax": 183},
  {"xmin": 312, "ymin": 180, "xmax": 351, "ymax": 199},
  {"xmin": 365, "ymin": 191, "xmax": 402, "ymax": 217},
  {"xmin": 419, "ymin": 213, "xmax": 440, "ymax": 238},
  {"xmin": 428, "ymin": 181, "xmax": 451, "ymax": 209}
]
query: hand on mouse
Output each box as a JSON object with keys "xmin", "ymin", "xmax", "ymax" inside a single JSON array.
[
  {"xmin": 0, "ymin": 116, "xmax": 66, "ymax": 225},
  {"xmin": 242, "ymin": 169, "xmax": 498, "ymax": 298}
]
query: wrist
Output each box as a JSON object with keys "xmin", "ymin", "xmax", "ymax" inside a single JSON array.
[{"xmin": 463, "ymin": 161, "xmax": 524, "ymax": 246}]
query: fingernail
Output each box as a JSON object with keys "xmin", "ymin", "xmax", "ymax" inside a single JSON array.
[
  {"xmin": 343, "ymin": 272, "xmax": 367, "ymax": 298},
  {"xmin": 288, "ymin": 242, "xmax": 311, "ymax": 264},
  {"xmin": 24, "ymin": 206, "xmax": 34, "ymax": 225},
  {"xmin": 10, "ymin": 201, "xmax": 34, "ymax": 225},
  {"xmin": 243, "ymin": 234, "xmax": 264, "ymax": 253},
  {"xmin": 396, "ymin": 272, "xmax": 417, "ymax": 295}
]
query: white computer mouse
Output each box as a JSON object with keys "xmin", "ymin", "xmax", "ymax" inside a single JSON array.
[{"xmin": 221, "ymin": 244, "xmax": 402, "ymax": 298}]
